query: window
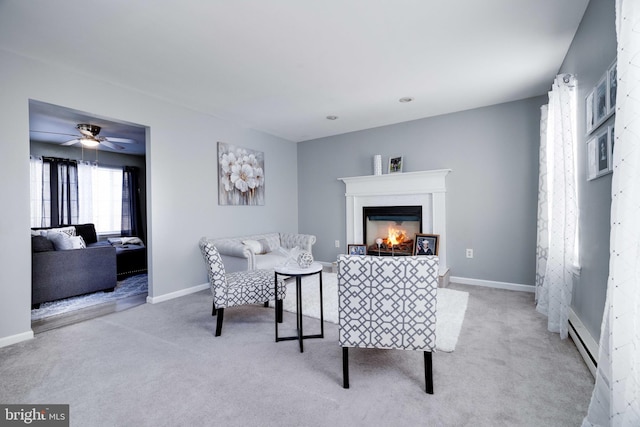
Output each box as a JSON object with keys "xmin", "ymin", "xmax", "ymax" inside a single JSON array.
[
  {"xmin": 91, "ymin": 166, "xmax": 123, "ymax": 235},
  {"xmin": 30, "ymin": 159, "xmax": 123, "ymax": 235}
]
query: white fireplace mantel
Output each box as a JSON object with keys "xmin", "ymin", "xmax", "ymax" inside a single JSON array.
[{"xmin": 339, "ymin": 169, "xmax": 451, "ymax": 281}]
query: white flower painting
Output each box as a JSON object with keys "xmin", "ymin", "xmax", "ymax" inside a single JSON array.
[{"xmin": 218, "ymin": 142, "xmax": 265, "ymax": 205}]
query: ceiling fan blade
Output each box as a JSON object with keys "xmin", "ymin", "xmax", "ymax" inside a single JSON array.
[
  {"xmin": 62, "ymin": 139, "xmax": 80, "ymax": 146},
  {"xmin": 31, "ymin": 130, "xmax": 81, "ymax": 138},
  {"xmin": 104, "ymin": 137, "xmax": 136, "ymax": 144},
  {"xmin": 100, "ymin": 140, "xmax": 125, "ymax": 150}
]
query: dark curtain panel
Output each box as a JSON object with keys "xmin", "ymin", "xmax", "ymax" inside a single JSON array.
[
  {"xmin": 121, "ymin": 166, "xmax": 144, "ymax": 240},
  {"xmin": 43, "ymin": 157, "xmax": 78, "ymax": 226}
]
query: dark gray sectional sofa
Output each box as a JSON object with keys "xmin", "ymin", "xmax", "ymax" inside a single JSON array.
[{"xmin": 31, "ymin": 223, "xmax": 146, "ymax": 307}]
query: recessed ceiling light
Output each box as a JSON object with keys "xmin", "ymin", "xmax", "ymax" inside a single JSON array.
[
  {"xmin": 326, "ymin": 115, "xmax": 339, "ymax": 120},
  {"xmin": 399, "ymin": 97, "xmax": 414, "ymax": 103}
]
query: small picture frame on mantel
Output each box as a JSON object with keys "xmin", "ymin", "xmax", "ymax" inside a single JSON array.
[
  {"xmin": 347, "ymin": 244, "xmax": 367, "ymax": 255},
  {"xmin": 388, "ymin": 155, "xmax": 403, "ymax": 173}
]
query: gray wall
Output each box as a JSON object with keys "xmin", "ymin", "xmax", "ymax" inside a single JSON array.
[
  {"xmin": 298, "ymin": 96, "xmax": 545, "ymax": 286},
  {"xmin": 0, "ymin": 49, "xmax": 298, "ymax": 345},
  {"xmin": 559, "ymin": 0, "xmax": 616, "ymax": 342}
]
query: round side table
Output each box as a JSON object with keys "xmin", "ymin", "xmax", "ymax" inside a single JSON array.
[{"xmin": 274, "ymin": 262, "xmax": 324, "ymax": 353}]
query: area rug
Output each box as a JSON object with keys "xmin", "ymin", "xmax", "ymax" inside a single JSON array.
[
  {"xmin": 31, "ymin": 274, "xmax": 148, "ymax": 321},
  {"xmin": 274, "ymin": 272, "xmax": 468, "ymax": 352}
]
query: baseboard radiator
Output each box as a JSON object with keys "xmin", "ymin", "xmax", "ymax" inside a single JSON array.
[{"xmin": 568, "ymin": 309, "xmax": 598, "ymax": 378}]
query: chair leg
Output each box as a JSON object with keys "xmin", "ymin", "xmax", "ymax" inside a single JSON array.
[
  {"xmin": 424, "ymin": 351, "xmax": 433, "ymax": 394},
  {"xmin": 212, "ymin": 300, "xmax": 216, "ymax": 316},
  {"xmin": 215, "ymin": 308, "xmax": 224, "ymax": 337},
  {"xmin": 342, "ymin": 347, "xmax": 350, "ymax": 389}
]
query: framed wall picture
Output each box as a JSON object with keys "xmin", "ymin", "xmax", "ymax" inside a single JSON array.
[
  {"xmin": 608, "ymin": 124, "xmax": 615, "ymax": 159},
  {"xmin": 586, "ymin": 136, "xmax": 597, "ymax": 181},
  {"xmin": 217, "ymin": 142, "xmax": 265, "ymax": 205},
  {"xmin": 597, "ymin": 129, "xmax": 610, "ymax": 176},
  {"xmin": 594, "ymin": 74, "xmax": 608, "ymax": 127},
  {"xmin": 588, "ymin": 128, "xmax": 612, "ymax": 181},
  {"xmin": 413, "ymin": 233, "xmax": 439, "ymax": 256},
  {"xmin": 585, "ymin": 89, "xmax": 595, "ymax": 134},
  {"xmin": 608, "ymin": 60, "xmax": 617, "ymax": 115},
  {"xmin": 347, "ymin": 244, "xmax": 367, "ymax": 255},
  {"xmin": 388, "ymin": 155, "xmax": 403, "ymax": 173}
]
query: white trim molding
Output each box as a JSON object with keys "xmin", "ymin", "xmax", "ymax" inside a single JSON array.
[
  {"xmin": 0, "ymin": 330, "xmax": 34, "ymax": 349},
  {"xmin": 147, "ymin": 283, "xmax": 209, "ymax": 304},
  {"xmin": 450, "ymin": 276, "xmax": 535, "ymax": 293}
]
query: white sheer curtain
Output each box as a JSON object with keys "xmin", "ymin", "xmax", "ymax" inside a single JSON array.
[
  {"xmin": 582, "ymin": 0, "xmax": 640, "ymax": 425},
  {"xmin": 535, "ymin": 74, "xmax": 579, "ymax": 339},
  {"xmin": 29, "ymin": 156, "xmax": 44, "ymax": 228},
  {"xmin": 77, "ymin": 161, "xmax": 94, "ymax": 224}
]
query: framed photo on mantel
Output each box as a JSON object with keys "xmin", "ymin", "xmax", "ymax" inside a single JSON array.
[{"xmin": 388, "ymin": 155, "xmax": 403, "ymax": 173}]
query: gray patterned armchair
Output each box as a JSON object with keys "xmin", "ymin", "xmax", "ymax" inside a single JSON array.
[
  {"xmin": 337, "ymin": 254, "xmax": 439, "ymax": 394},
  {"xmin": 199, "ymin": 237, "xmax": 286, "ymax": 336}
]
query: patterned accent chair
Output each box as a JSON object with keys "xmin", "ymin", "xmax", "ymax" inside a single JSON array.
[
  {"xmin": 199, "ymin": 237, "xmax": 287, "ymax": 336},
  {"xmin": 337, "ymin": 254, "xmax": 439, "ymax": 394}
]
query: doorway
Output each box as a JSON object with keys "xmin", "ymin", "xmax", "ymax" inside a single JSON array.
[{"xmin": 28, "ymin": 100, "xmax": 150, "ymax": 332}]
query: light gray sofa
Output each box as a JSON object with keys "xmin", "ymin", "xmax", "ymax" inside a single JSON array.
[{"xmin": 207, "ymin": 232, "xmax": 316, "ymax": 273}]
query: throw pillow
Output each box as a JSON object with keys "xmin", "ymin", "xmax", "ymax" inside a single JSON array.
[
  {"xmin": 49, "ymin": 233, "xmax": 86, "ymax": 250},
  {"xmin": 72, "ymin": 223, "xmax": 98, "ymax": 244},
  {"xmin": 69, "ymin": 236, "xmax": 86, "ymax": 249},
  {"xmin": 45, "ymin": 226, "xmax": 76, "ymax": 239},
  {"xmin": 242, "ymin": 239, "xmax": 271, "ymax": 254},
  {"xmin": 31, "ymin": 235, "xmax": 55, "ymax": 252}
]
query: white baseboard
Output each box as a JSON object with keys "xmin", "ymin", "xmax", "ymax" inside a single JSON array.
[
  {"xmin": 147, "ymin": 283, "xmax": 209, "ymax": 304},
  {"xmin": 450, "ymin": 276, "xmax": 535, "ymax": 293},
  {"xmin": 0, "ymin": 330, "xmax": 34, "ymax": 349},
  {"xmin": 569, "ymin": 308, "xmax": 598, "ymax": 378}
]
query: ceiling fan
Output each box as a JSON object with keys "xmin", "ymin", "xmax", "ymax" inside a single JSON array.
[{"xmin": 32, "ymin": 124, "xmax": 136, "ymax": 151}]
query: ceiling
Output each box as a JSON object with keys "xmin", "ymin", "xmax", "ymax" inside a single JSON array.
[
  {"xmin": 1, "ymin": 0, "xmax": 589, "ymax": 144},
  {"xmin": 29, "ymin": 100, "xmax": 147, "ymax": 156}
]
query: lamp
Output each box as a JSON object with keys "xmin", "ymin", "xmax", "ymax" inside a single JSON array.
[{"xmin": 80, "ymin": 137, "xmax": 99, "ymax": 147}]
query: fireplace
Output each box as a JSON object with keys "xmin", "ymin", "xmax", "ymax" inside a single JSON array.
[
  {"xmin": 363, "ymin": 206, "xmax": 422, "ymax": 256},
  {"xmin": 339, "ymin": 169, "xmax": 451, "ymax": 285}
]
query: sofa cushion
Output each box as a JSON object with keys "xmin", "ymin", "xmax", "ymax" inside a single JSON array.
[
  {"xmin": 32, "ymin": 235, "xmax": 55, "ymax": 252},
  {"xmin": 48, "ymin": 232, "xmax": 86, "ymax": 250},
  {"xmin": 242, "ymin": 239, "xmax": 271, "ymax": 254},
  {"xmin": 71, "ymin": 223, "xmax": 98, "ymax": 245},
  {"xmin": 255, "ymin": 252, "xmax": 288, "ymax": 270}
]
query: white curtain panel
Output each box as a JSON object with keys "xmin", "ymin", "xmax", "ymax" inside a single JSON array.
[
  {"xmin": 582, "ymin": 1, "xmax": 640, "ymax": 425},
  {"xmin": 77, "ymin": 162, "xmax": 94, "ymax": 224},
  {"xmin": 535, "ymin": 74, "xmax": 579, "ymax": 339},
  {"xmin": 29, "ymin": 156, "xmax": 44, "ymax": 228},
  {"xmin": 535, "ymin": 105, "xmax": 549, "ymax": 303}
]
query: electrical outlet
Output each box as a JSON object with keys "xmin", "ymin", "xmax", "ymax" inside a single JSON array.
[
  {"xmin": 466, "ymin": 248, "xmax": 474, "ymax": 259},
  {"xmin": 335, "ymin": 240, "xmax": 340, "ymax": 248}
]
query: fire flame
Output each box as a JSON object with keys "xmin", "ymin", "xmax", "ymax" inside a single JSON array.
[{"xmin": 386, "ymin": 227, "xmax": 406, "ymax": 246}]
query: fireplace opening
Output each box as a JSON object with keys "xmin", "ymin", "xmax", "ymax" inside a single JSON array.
[{"xmin": 363, "ymin": 206, "xmax": 422, "ymax": 256}]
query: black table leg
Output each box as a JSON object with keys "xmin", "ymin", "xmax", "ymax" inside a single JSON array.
[{"xmin": 297, "ymin": 276, "xmax": 303, "ymax": 353}]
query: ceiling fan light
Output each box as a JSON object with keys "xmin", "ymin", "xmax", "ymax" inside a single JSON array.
[{"xmin": 80, "ymin": 137, "xmax": 99, "ymax": 147}]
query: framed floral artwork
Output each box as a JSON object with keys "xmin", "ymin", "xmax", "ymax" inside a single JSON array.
[{"xmin": 218, "ymin": 142, "xmax": 265, "ymax": 205}]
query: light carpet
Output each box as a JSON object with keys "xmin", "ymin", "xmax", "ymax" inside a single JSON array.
[
  {"xmin": 31, "ymin": 274, "xmax": 148, "ymax": 321},
  {"xmin": 274, "ymin": 272, "xmax": 468, "ymax": 352}
]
